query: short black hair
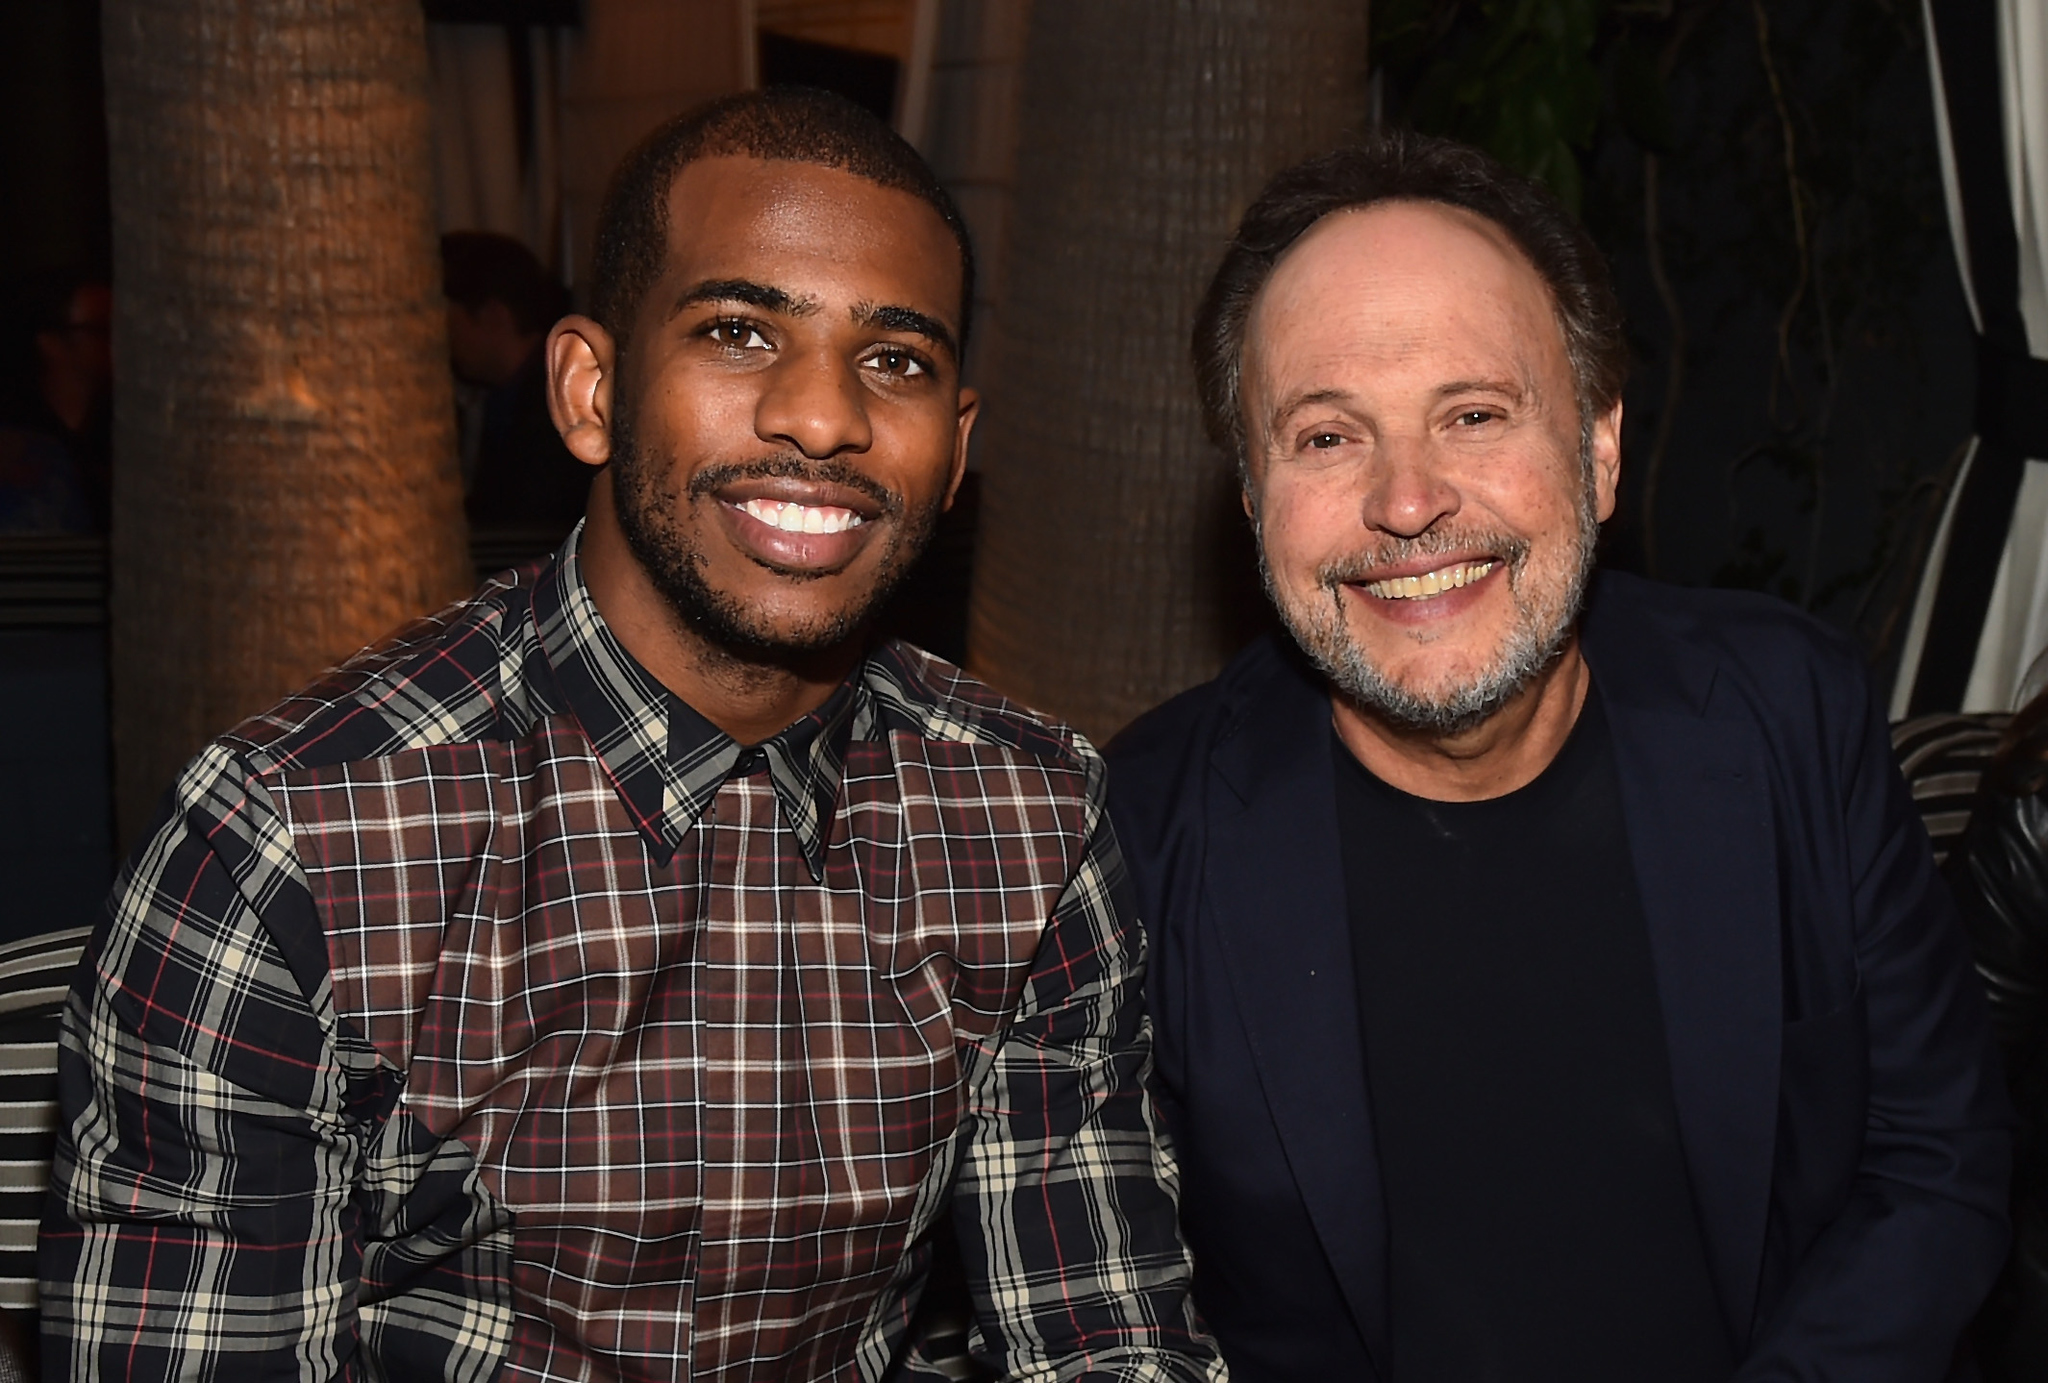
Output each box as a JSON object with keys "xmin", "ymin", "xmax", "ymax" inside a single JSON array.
[
  {"xmin": 440, "ymin": 231, "xmax": 569, "ymax": 335},
  {"xmin": 1193, "ymin": 130, "xmax": 1627, "ymax": 475},
  {"xmin": 589, "ymin": 86, "xmax": 974, "ymax": 355}
]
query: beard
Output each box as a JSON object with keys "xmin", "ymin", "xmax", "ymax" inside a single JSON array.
[
  {"xmin": 1258, "ymin": 451, "xmax": 1601, "ymax": 738},
  {"xmin": 607, "ymin": 407, "xmax": 943, "ymax": 658}
]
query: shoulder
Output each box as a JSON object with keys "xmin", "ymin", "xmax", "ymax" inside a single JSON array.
[
  {"xmin": 865, "ymin": 639, "xmax": 1103, "ymax": 782},
  {"xmin": 219, "ymin": 565, "xmax": 543, "ymax": 780},
  {"xmin": 1103, "ymin": 633, "xmax": 1318, "ymax": 872},
  {"xmin": 1108, "ymin": 633, "xmax": 1308, "ymax": 790},
  {"xmin": 1590, "ymin": 569, "xmax": 1857, "ymax": 665},
  {"xmin": 1585, "ymin": 571, "xmax": 1872, "ymax": 722},
  {"xmin": 103, "ymin": 568, "xmax": 549, "ymax": 1024},
  {"xmin": 133, "ymin": 567, "xmax": 542, "ymax": 875}
]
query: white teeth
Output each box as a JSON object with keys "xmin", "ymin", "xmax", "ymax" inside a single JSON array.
[
  {"xmin": 1364, "ymin": 560, "xmax": 1496, "ymax": 600},
  {"xmin": 737, "ymin": 498, "xmax": 863, "ymax": 535}
]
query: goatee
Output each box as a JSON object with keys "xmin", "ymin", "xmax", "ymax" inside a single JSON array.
[
  {"xmin": 607, "ymin": 408, "xmax": 940, "ymax": 659},
  {"xmin": 1257, "ymin": 469, "xmax": 1600, "ymax": 738}
]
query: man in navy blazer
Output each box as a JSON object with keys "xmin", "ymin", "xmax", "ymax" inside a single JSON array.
[{"xmin": 1108, "ymin": 132, "xmax": 2012, "ymax": 1381}]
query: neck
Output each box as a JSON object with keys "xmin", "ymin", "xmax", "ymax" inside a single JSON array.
[
  {"xmin": 577, "ymin": 474, "xmax": 863, "ymax": 745},
  {"xmin": 1330, "ymin": 636, "xmax": 1592, "ymax": 802}
]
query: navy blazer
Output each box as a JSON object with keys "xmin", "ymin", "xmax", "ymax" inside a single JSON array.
[{"xmin": 1107, "ymin": 572, "xmax": 2012, "ymax": 1382}]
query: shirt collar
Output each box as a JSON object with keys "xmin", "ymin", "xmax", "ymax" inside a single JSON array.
[{"xmin": 530, "ymin": 525, "xmax": 866, "ymax": 877}]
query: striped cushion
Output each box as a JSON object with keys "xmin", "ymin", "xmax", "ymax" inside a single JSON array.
[
  {"xmin": 0, "ymin": 927, "xmax": 88, "ymax": 1315},
  {"xmin": 1890, "ymin": 712, "xmax": 2009, "ymax": 867}
]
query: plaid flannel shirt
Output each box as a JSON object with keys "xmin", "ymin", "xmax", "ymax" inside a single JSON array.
[{"xmin": 42, "ymin": 532, "xmax": 1222, "ymax": 1383}]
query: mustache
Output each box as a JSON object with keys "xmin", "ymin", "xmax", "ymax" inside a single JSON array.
[
  {"xmin": 1314, "ymin": 527, "xmax": 1532, "ymax": 587},
  {"xmin": 686, "ymin": 453, "xmax": 902, "ymax": 517}
]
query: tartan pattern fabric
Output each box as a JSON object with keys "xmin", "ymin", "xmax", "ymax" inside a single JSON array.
[{"xmin": 42, "ymin": 533, "xmax": 1220, "ymax": 1383}]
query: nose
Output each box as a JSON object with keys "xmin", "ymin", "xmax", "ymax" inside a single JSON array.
[
  {"xmin": 754, "ymin": 347, "xmax": 873, "ymax": 460},
  {"xmin": 1358, "ymin": 432, "xmax": 1460, "ymax": 540}
]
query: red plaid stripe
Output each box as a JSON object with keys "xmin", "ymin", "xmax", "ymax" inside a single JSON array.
[{"xmin": 44, "ymin": 532, "xmax": 1221, "ymax": 1383}]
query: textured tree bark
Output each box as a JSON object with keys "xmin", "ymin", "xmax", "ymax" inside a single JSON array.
[
  {"xmin": 967, "ymin": 0, "xmax": 1370, "ymax": 744},
  {"xmin": 103, "ymin": 0, "xmax": 471, "ymax": 843}
]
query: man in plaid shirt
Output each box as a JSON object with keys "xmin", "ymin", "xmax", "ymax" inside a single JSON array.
[{"xmin": 42, "ymin": 88, "xmax": 1223, "ymax": 1383}]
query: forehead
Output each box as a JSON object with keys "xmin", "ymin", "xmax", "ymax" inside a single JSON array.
[
  {"xmin": 655, "ymin": 155, "xmax": 962, "ymax": 318},
  {"xmin": 1246, "ymin": 199, "xmax": 1565, "ymax": 385}
]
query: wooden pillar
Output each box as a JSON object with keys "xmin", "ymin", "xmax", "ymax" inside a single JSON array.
[
  {"xmin": 967, "ymin": 0, "xmax": 1370, "ymax": 742},
  {"xmin": 103, "ymin": 0, "xmax": 472, "ymax": 842}
]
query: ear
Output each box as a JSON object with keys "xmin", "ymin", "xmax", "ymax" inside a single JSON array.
[
  {"xmin": 1238, "ymin": 447, "xmax": 1264, "ymax": 522},
  {"xmin": 942, "ymin": 386, "xmax": 980, "ymax": 509},
  {"xmin": 548, "ymin": 315, "xmax": 616, "ymax": 468},
  {"xmin": 1588, "ymin": 398, "xmax": 1623, "ymax": 523}
]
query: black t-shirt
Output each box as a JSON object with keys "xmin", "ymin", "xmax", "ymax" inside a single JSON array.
[{"xmin": 1334, "ymin": 686, "xmax": 1733, "ymax": 1382}]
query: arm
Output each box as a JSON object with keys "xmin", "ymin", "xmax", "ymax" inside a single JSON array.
[
  {"xmin": 40, "ymin": 745, "xmax": 362, "ymax": 1382},
  {"xmin": 945, "ymin": 774, "xmax": 1225, "ymax": 1383},
  {"xmin": 1736, "ymin": 679, "xmax": 2013, "ymax": 1380},
  {"xmin": 1949, "ymin": 785, "xmax": 2048, "ymax": 1102}
]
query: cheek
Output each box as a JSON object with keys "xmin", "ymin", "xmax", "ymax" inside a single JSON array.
[
  {"xmin": 1257, "ymin": 473, "xmax": 1356, "ymax": 576},
  {"xmin": 636, "ymin": 365, "xmax": 757, "ymax": 448},
  {"xmin": 870, "ymin": 402, "xmax": 967, "ymax": 496},
  {"xmin": 1462, "ymin": 454, "xmax": 1581, "ymax": 537}
]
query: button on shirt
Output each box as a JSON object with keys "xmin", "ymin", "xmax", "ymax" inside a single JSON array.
[{"xmin": 43, "ymin": 530, "xmax": 1219, "ymax": 1383}]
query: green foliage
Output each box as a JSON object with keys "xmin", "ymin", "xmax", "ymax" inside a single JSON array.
[
  {"xmin": 1375, "ymin": 0, "xmax": 1610, "ymax": 211},
  {"xmin": 1607, "ymin": 28, "xmax": 1674, "ymax": 154},
  {"xmin": 1375, "ymin": 0, "xmax": 1960, "ymax": 665}
]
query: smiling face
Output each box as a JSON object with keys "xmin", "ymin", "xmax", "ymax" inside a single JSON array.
[
  {"xmin": 589, "ymin": 155, "xmax": 974, "ymax": 658},
  {"xmin": 1241, "ymin": 199, "xmax": 1620, "ymax": 736}
]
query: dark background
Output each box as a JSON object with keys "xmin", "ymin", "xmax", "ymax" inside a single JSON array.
[
  {"xmin": 1378, "ymin": 0, "xmax": 1971, "ymax": 680},
  {"xmin": 0, "ymin": 0, "xmax": 1977, "ymax": 937}
]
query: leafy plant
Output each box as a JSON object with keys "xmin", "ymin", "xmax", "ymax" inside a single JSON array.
[
  {"xmin": 1374, "ymin": 0, "xmax": 1963, "ymax": 668},
  {"xmin": 1376, "ymin": 0, "xmax": 1609, "ymax": 212}
]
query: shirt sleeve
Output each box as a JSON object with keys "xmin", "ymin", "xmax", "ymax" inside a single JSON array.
[
  {"xmin": 40, "ymin": 743, "xmax": 365, "ymax": 1382},
  {"xmin": 943, "ymin": 759, "xmax": 1227, "ymax": 1383}
]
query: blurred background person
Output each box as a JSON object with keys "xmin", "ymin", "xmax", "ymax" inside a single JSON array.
[
  {"xmin": 0, "ymin": 269, "xmax": 110, "ymax": 534},
  {"xmin": 1945, "ymin": 658, "xmax": 2048, "ymax": 1382},
  {"xmin": 441, "ymin": 229, "xmax": 585, "ymax": 539}
]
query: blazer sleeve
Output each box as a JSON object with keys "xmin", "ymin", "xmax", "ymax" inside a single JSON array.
[{"xmin": 1736, "ymin": 672, "xmax": 2013, "ymax": 1380}]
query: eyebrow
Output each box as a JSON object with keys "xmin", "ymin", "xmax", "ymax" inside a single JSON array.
[
  {"xmin": 1267, "ymin": 376, "xmax": 1532, "ymax": 430},
  {"xmin": 1435, "ymin": 377, "xmax": 1528, "ymax": 403},
  {"xmin": 853, "ymin": 301, "xmax": 959, "ymax": 362},
  {"xmin": 1267, "ymin": 387, "xmax": 1350, "ymax": 435},
  {"xmin": 668, "ymin": 278, "xmax": 819, "ymax": 319},
  {"xmin": 668, "ymin": 281, "xmax": 960, "ymax": 363}
]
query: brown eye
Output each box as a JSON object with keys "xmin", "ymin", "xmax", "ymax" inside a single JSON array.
[
  {"xmin": 710, "ymin": 320, "xmax": 769, "ymax": 351},
  {"xmin": 868, "ymin": 347, "xmax": 927, "ymax": 378}
]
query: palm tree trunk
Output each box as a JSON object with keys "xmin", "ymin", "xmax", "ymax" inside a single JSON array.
[
  {"xmin": 103, "ymin": 0, "xmax": 471, "ymax": 842},
  {"xmin": 967, "ymin": 0, "xmax": 1370, "ymax": 743}
]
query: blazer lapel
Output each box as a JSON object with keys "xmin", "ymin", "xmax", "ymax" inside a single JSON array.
[
  {"xmin": 1590, "ymin": 614, "xmax": 1782, "ymax": 1345},
  {"xmin": 1204, "ymin": 648, "xmax": 1388, "ymax": 1372}
]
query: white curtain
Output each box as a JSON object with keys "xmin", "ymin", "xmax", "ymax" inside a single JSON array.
[
  {"xmin": 426, "ymin": 23, "xmax": 564, "ymax": 270},
  {"xmin": 1893, "ymin": 0, "xmax": 2048, "ymax": 717}
]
